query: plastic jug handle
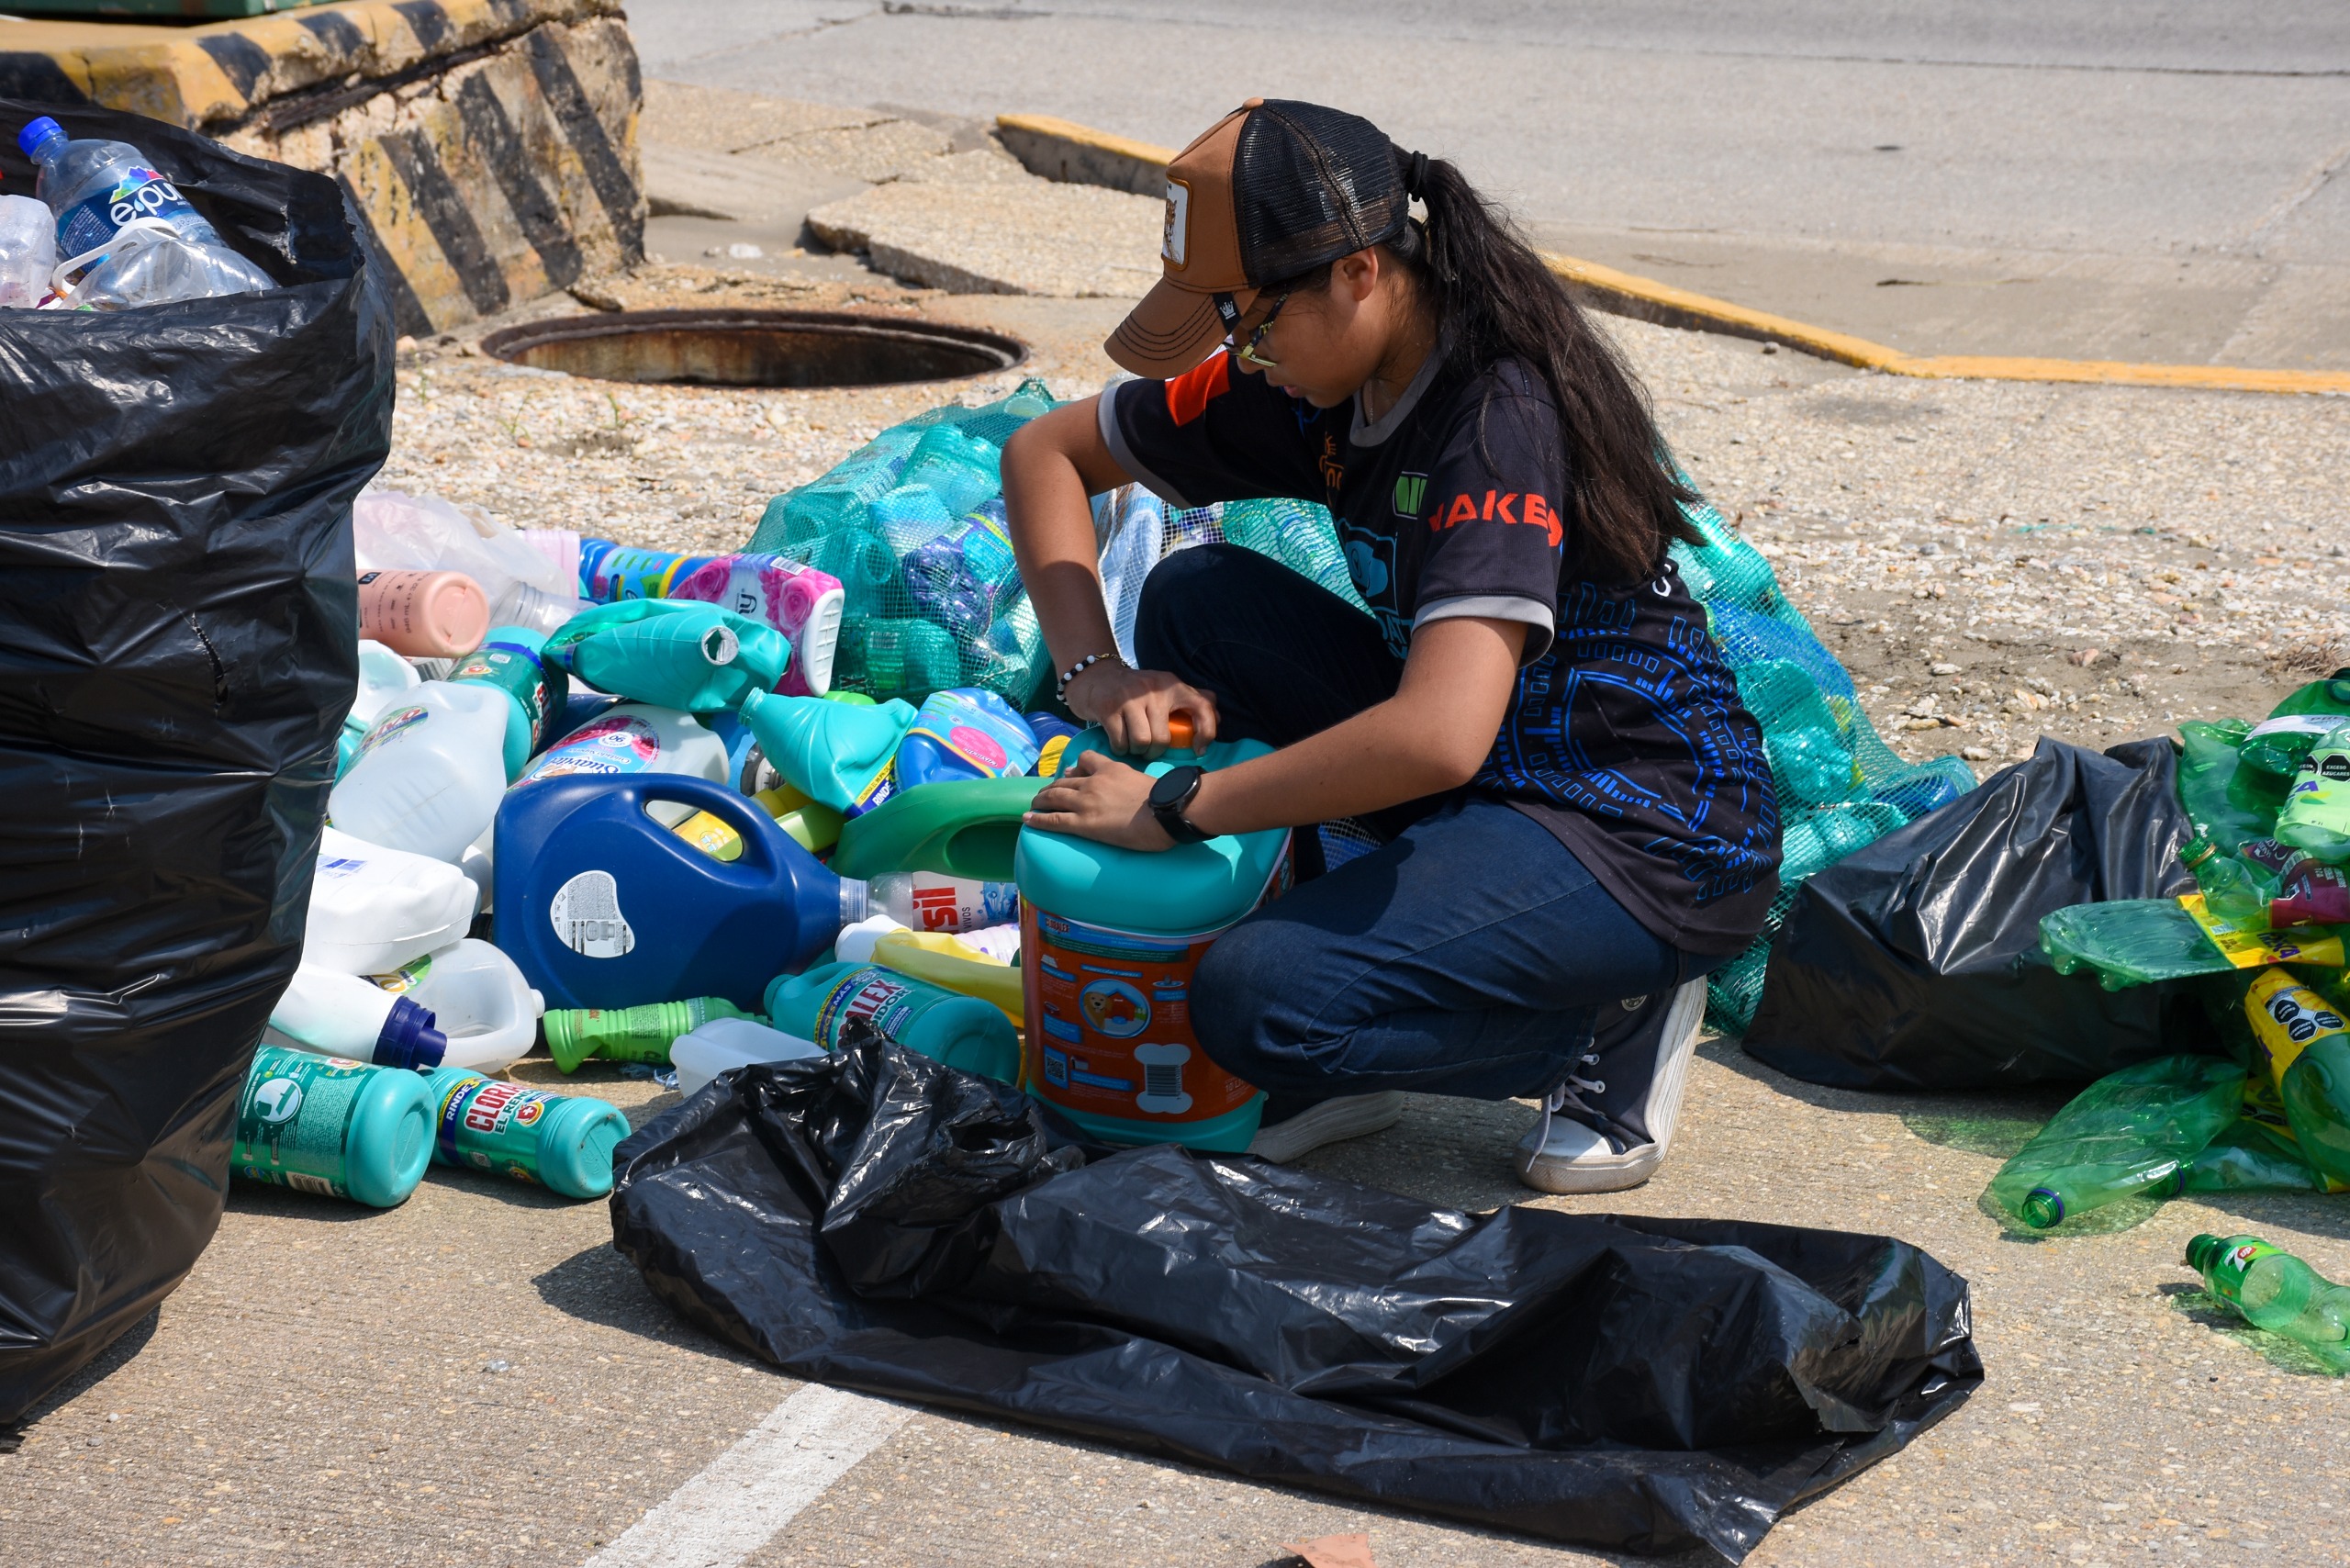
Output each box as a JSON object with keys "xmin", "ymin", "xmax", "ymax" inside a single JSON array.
[
  {"xmin": 830, "ymin": 775, "xmax": 1044, "ymax": 882},
  {"xmin": 624, "ymin": 774, "xmax": 783, "ymax": 880}
]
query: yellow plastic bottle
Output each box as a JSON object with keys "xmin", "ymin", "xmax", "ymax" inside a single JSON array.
[
  {"xmin": 870, "ymin": 928, "xmax": 1023, "ymax": 1025},
  {"xmin": 673, "ymin": 782, "xmax": 845, "ymax": 859}
]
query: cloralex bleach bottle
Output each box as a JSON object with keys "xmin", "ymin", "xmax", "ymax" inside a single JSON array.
[
  {"xmin": 423, "ymin": 1067, "xmax": 631, "ymax": 1200},
  {"xmin": 1017, "ymin": 729, "xmax": 1287, "ymax": 1151}
]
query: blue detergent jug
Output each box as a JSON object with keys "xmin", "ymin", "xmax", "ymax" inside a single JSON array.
[
  {"xmin": 1015, "ymin": 730, "xmax": 1288, "ymax": 1151},
  {"xmin": 895, "ymin": 689, "xmax": 1039, "ymax": 790},
  {"xmin": 493, "ymin": 773, "xmax": 852, "ymax": 1010}
]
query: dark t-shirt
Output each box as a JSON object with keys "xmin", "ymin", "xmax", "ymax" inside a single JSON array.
[{"xmin": 1102, "ymin": 346, "xmax": 1781, "ymax": 955}]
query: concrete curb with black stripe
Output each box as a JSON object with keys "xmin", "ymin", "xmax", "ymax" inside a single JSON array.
[{"xmin": 0, "ymin": 0, "xmax": 643, "ymax": 336}]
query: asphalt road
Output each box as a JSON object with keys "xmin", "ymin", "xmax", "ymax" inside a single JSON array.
[{"xmin": 625, "ymin": 0, "xmax": 2350, "ymax": 365}]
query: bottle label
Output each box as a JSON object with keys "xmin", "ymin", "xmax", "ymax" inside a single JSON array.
[
  {"xmin": 56, "ymin": 168, "xmax": 206, "ymax": 257},
  {"xmin": 2182, "ymin": 894, "xmax": 2344, "ymax": 969},
  {"xmin": 845, "ymin": 761, "xmax": 899, "ymax": 819},
  {"xmin": 550, "ymin": 869, "xmax": 636, "ymax": 958},
  {"xmin": 432, "ymin": 1071, "xmax": 557, "ymax": 1184},
  {"xmin": 2245, "ymin": 969, "xmax": 2348, "ymax": 1090},
  {"xmin": 450, "ymin": 641, "xmax": 555, "ymax": 749},
  {"xmin": 370, "ymin": 953, "xmax": 433, "ymax": 995},
  {"xmin": 904, "ymin": 690, "xmax": 1040, "ymax": 781},
  {"xmin": 669, "ymin": 554, "xmax": 841, "ymax": 643},
  {"xmin": 587, "ymin": 546, "xmax": 714, "ymax": 602},
  {"xmin": 232, "ymin": 1048, "xmax": 370, "ymax": 1198},
  {"xmin": 357, "ymin": 703, "xmax": 430, "ymax": 760},
  {"xmin": 1026, "ymin": 908, "xmax": 1253, "ymax": 1126},
  {"xmin": 2248, "ymin": 714, "xmax": 2349, "ymax": 740},
  {"xmin": 898, "ymin": 875, "xmax": 1019, "ymax": 934},
  {"xmin": 810, "ymin": 965, "xmax": 926, "ymax": 1049},
  {"xmin": 519, "ymin": 714, "xmax": 661, "ymax": 781},
  {"xmin": 2201, "ymin": 1238, "xmax": 2285, "ymax": 1306}
]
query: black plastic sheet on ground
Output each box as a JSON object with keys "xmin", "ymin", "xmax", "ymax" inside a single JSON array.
[
  {"xmin": 610, "ymin": 1041, "xmax": 1981, "ymax": 1561},
  {"xmin": 0, "ymin": 100, "xmax": 391, "ymax": 1426},
  {"xmin": 1744, "ymin": 736, "xmax": 2201, "ymax": 1091}
]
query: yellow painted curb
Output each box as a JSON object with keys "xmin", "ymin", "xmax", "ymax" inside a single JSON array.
[{"xmin": 994, "ymin": 113, "xmax": 2350, "ymax": 398}]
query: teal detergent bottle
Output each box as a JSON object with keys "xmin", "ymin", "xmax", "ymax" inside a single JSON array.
[
  {"xmin": 232, "ymin": 1045, "xmax": 436, "ymax": 1208},
  {"xmin": 423, "ymin": 1066, "xmax": 632, "ymax": 1200},
  {"xmin": 447, "ymin": 625, "xmax": 568, "ymax": 779},
  {"xmin": 766, "ymin": 961, "xmax": 1021, "ymax": 1084},
  {"xmin": 545, "ymin": 599, "xmax": 790, "ymax": 712},
  {"xmin": 1018, "ymin": 730, "xmax": 1286, "ymax": 1151},
  {"xmin": 740, "ymin": 689, "xmax": 917, "ymax": 816}
]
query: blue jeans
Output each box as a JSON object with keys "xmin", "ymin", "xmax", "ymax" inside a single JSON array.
[{"xmin": 1136, "ymin": 545, "xmax": 1711, "ymax": 1107}]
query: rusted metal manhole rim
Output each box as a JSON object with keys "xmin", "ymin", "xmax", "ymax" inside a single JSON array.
[{"xmin": 478, "ymin": 308, "xmax": 1028, "ymax": 388}]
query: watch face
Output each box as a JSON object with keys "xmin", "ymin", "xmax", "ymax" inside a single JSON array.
[{"xmin": 1148, "ymin": 765, "xmax": 1203, "ymax": 809}]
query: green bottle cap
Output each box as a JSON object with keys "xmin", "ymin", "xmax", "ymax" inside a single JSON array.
[
  {"xmin": 2021, "ymin": 1188, "xmax": 2065, "ymax": 1228},
  {"xmin": 2186, "ymin": 1233, "xmax": 2222, "ymax": 1272}
]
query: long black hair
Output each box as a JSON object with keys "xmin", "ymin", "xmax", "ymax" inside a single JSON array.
[{"xmin": 1306, "ymin": 155, "xmax": 1701, "ymax": 584}]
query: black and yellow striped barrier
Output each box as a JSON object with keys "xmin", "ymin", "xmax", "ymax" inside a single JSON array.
[{"xmin": 0, "ymin": 0, "xmax": 643, "ymax": 334}]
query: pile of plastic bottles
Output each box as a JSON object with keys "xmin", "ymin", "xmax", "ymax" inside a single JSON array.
[
  {"xmin": 1667, "ymin": 497, "xmax": 1977, "ymax": 1031},
  {"xmin": 2, "ymin": 116, "xmax": 278, "ymax": 311}
]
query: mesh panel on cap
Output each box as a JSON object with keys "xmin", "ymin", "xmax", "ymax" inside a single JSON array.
[{"xmin": 1232, "ymin": 101, "xmax": 1408, "ymax": 285}]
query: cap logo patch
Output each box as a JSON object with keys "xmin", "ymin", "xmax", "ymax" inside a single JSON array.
[{"xmin": 1162, "ymin": 178, "xmax": 1191, "ymax": 269}]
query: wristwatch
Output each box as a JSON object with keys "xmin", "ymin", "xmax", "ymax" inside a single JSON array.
[{"xmin": 1147, "ymin": 765, "xmax": 1212, "ymax": 845}]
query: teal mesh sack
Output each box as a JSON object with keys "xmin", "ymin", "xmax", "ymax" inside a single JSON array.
[
  {"xmin": 1669, "ymin": 497, "xmax": 1975, "ymax": 1033},
  {"xmin": 745, "ymin": 380, "xmax": 1059, "ymax": 705}
]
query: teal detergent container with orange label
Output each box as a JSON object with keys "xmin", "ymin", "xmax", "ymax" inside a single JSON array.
[{"xmin": 1015, "ymin": 730, "xmax": 1287, "ymax": 1151}]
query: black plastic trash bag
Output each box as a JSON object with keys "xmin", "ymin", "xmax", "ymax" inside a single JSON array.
[
  {"xmin": 611, "ymin": 1041, "xmax": 1982, "ymax": 1562},
  {"xmin": 0, "ymin": 101, "xmax": 392, "ymax": 1428},
  {"xmin": 1744, "ymin": 736, "xmax": 2201, "ymax": 1091}
]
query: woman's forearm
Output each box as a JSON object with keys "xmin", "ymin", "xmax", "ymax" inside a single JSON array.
[
  {"xmin": 1181, "ymin": 616, "xmax": 1525, "ymax": 835},
  {"xmin": 1002, "ymin": 398, "xmax": 1128, "ymax": 676}
]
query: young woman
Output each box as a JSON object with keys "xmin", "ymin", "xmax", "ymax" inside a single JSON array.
[{"xmin": 1001, "ymin": 99, "xmax": 1780, "ymax": 1193}]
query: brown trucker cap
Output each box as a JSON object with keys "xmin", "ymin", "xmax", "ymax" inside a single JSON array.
[{"xmin": 1106, "ymin": 98, "xmax": 1414, "ymax": 377}]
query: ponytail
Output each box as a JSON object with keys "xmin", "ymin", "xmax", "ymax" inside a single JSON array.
[{"xmin": 1392, "ymin": 155, "xmax": 1699, "ymax": 583}]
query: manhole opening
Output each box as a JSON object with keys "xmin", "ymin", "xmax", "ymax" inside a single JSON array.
[{"xmin": 478, "ymin": 309, "xmax": 1027, "ymax": 388}]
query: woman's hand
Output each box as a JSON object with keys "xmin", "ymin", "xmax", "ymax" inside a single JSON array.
[
  {"xmin": 1023, "ymin": 751, "xmax": 1176, "ymax": 851},
  {"xmin": 1062, "ymin": 660, "xmax": 1219, "ymax": 760}
]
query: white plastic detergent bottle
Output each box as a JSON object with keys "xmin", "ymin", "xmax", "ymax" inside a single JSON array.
[
  {"xmin": 266, "ymin": 966, "xmax": 448, "ymax": 1070},
  {"xmin": 339, "ymin": 640, "xmax": 423, "ymax": 777},
  {"xmin": 306, "ymin": 826, "xmax": 478, "ymax": 975},
  {"xmin": 330, "ymin": 681, "xmax": 510, "ymax": 863},
  {"xmin": 513, "ymin": 702, "xmax": 727, "ymax": 794},
  {"xmin": 369, "ymin": 938, "xmax": 545, "ymax": 1074},
  {"xmin": 1017, "ymin": 730, "xmax": 1287, "ymax": 1151}
]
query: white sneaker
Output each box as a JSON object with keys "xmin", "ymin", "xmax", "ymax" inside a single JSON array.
[
  {"xmin": 1515, "ymin": 979, "xmax": 1707, "ymax": 1194},
  {"xmin": 1246, "ymin": 1091, "xmax": 1407, "ymax": 1163}
]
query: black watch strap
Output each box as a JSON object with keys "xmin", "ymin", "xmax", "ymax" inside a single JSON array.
[{"xmin": 1148, "ymin": 765, "xmax": 1212, "ymax": 844}]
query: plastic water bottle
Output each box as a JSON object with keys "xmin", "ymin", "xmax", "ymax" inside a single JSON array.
[
  {"xmin": 18, "ymin": 115, "xmax": 275, "ymax": 305},
  {"xmin": 2181, "ymin": 833, "xmax": 2276, "ymax": 925},
  {"xmin": 543, "ymin": 995, "xmax": 754, "ymax": 1073},
  {"xmin": 265, "ymin": 965, "xmax": 448, "ymax": 1070},
  {"xmin": 368, "ymin": 938, "xmax": 544, "ymax": 1075},
  {"xmin": 2186, "ymin": 1234, "xmax": 2350, "ymax": 1372},
  {"xmin": 766, "ymin": 960, "xmax": 1020, "ymax": 1084},
  {"xmin": 306, "ymin": 826, "xmax": 478, "ymax": 974},
  {"xmin": 422, "ymin": 1067, "xmax": 631, "ymax": 1200},
  {"xmin": 1986, "ymin": 1054, "xmax": 2245, "ymax": 1228},
  {"xmin": 330, "ymin": 682, "xmax": 511, "ymax": 863},
  {"xmin": 671, "ymin": 1015, "xmax": 827, "ymax": 1100},
  {"xmin": 233, "ymin": 1045, "xmax": 436, "ymax": 1208},
  {"xmin": 0, "ymin": 191, "xmax": 56, "ymax": 307}
]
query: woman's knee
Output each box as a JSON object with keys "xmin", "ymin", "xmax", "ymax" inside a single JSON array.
[
  {"xmin": 1132, "ymin": 543, "xmax": 1256, "ymax": 678},
  {"xmin": 1192, "ymin": 913, "xmax": 1353, "ymax": 1088}
]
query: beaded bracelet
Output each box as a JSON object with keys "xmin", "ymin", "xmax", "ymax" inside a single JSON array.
[{"xmin": 1056, "ymin": 650, "xmax": 1123, "ymax": 700}]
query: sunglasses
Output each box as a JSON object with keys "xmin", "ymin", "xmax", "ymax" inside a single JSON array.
[{"xmin": 1225, "ymin": 291, "xmax": 1290, "ymax": 370}]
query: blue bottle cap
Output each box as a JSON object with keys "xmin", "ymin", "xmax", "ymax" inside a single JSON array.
[
  {"xmin": 376, "ymin": 996, "xmax": 450, "ymax": 1071},
  {"xmin": 17, "ymin": 118, "xmax": 64, "ymax": 158}
]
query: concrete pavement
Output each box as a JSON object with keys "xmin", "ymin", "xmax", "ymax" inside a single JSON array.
[{"xmin": 626, "ymin": 0, "xmax": 2350, "ymax": 367}]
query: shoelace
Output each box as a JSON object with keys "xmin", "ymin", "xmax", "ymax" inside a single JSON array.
[{"xmin": 1531, "ymin": 1049, "xmax": 1606, "ymax": 1157}]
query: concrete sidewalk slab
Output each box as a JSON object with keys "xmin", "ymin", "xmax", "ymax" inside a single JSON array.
[{"xmin": 808, "ymin": 175, "xmax": 1160, "ymax": 297}]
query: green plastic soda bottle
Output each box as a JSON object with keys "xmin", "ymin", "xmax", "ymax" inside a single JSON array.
[
  {"xmin": 2235, "ymin": 670, "xmax": 2350, "ymax": 814},
  {"xmin": 1986, "ymin": 1054, "xmax": 2244, "ymax": 1227},
  {"xmin": 2276, "ymin": 722, "xmax": 2350, "ymax": 864},
  {"xmin": 2181, "ymin": 834, "xmax": 2277, "ymax": 925},
  {"xmin": 2243, "ymin": 968, "xmax": 2350, "ymax": 1186},
  {"xmin": 543, "ymin": 996, "xmax": 753, "ymax": 1073},
  {"xmin": 2185, "ymin": 1234, "xmax": 2350, "ymax": 1372}
]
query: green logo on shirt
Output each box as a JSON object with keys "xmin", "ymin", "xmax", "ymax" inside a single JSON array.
[{"xmin": 1393, "ymin": 472, "xmax": 1427, "ymax": 519}]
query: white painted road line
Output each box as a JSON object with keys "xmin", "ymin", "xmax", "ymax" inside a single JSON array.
[{"xmin": 583, "ymin": 1383, "xmax": 912, "ymax": 1568}]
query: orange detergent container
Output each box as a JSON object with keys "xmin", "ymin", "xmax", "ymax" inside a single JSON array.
[{"xmin": 1015, "ymin": 725, "xmax": 1288, "ymax": 1151}]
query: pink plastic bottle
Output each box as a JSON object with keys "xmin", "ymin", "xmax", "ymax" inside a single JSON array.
[
  {"xmin": 359, "ymin": 569, "xmax": 489, "ymax": 658},
  {"xmin": 668, "ymin": 554, "xmax": 846, "ymax": 697}
]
